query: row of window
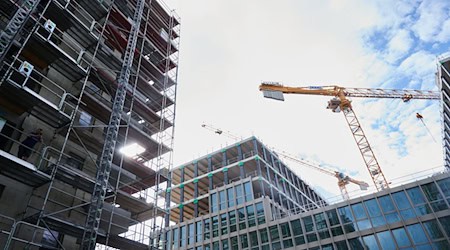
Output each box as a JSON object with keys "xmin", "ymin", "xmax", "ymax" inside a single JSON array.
[
  {"xmin": 210, "ymin": 182, "xmax": 252, "ymax": 213},
  {"xmin": 336, "ymin": 179, "xmax": 450, "ymax": 233},
  {"xmin": 168, "ymin": 202, "xmax": 265, "ymax": 248},
  {"xmin": 173, "ymin": 217, "xmax": 450, "ymax": 250}
]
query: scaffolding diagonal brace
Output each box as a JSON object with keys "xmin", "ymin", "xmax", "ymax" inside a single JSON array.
[{"xmin": 81, "ymin": 0, "xmax": 146, "ymax": 248}]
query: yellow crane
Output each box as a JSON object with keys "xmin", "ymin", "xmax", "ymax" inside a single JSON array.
[
  {"xmin": 201, "ymin": 124, "xmax": 369, "ymax": 199},
  {"xmin": 259, "ymin": 82, "xmax": 440, "ymax": 191},
  {"xmin": 275, "ymin": 150, "xmax": 369, "ymax": 200}
]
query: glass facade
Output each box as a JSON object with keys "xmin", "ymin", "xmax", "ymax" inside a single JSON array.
[
  {"xmin": 165, "ymin": 171, "xmax": 450, "ymax": 250},
  {"xmin": 163, "ymin": 137, "xmax": 450, "ymax": 250}
]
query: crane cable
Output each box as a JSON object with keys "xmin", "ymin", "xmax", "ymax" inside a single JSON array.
[{"xmin": 416, "ymin": 113, "xmax": 437, "ymax": 143}]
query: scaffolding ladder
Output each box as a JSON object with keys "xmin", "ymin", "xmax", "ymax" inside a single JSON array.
[
  {"xmin": 0, "ymin": 0, "xmax": 40, "ymax": 62},
  {"xmin": 81, "ymin": 0, "xmax": 146, "ymax": 248}
]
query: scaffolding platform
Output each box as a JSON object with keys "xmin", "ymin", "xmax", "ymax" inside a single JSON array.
[
  {"xmin": 0, "ymin": 150, "xmax": 50, "ymax": 187},
  {"xmin": 82, "ymin": 83, "xmax": 172, "ymax": 136},
  {"xmin": 23, "ymin": 33, "xmax": 88, "ymax": 82},
  {"xmin": 44, "ymin": 1, "xmax": 101, "ymax": 48},
  {"xmin": 109, "ymin": 190, "xmax": 166, "ymax": 222},
  {"xmin": 0, "ymin": 81, "xmax": 72, "ymax": 128}
]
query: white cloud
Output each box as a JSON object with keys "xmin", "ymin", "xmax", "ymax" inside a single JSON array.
[
  {"xmin": 163, "ymin": 0, "xmax": 445, "ymax": 200},
  {"xmin": 437, "ymin": 19, "xmax": 450, "ymax": 42},
  {"xmin": 398, "ymin": 51, "xmax": 436, "ymax": 80},
  {"xmin": 385, "ymin": 29, "xmax": 414, "ymax": 63},
  {"xmin": 412, "ymin": 0, "xmax": 450, "ymax": 43}
]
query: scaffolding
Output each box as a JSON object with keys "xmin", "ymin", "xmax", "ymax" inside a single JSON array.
[{"xmin": 0, "ymin": 0, "xmax": 180, "ymax": 249}]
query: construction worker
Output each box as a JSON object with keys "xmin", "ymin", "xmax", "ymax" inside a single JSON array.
[{"xmin": 17, "ymin": 128, "xmax": 43, "ymax": 160}]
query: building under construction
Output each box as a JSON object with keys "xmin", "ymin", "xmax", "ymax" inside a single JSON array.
[{"xmin": 0, "ymin": 0, "xmax": 179, "ymax": 249}]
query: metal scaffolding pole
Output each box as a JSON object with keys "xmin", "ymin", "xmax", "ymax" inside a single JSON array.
[
  {"xmin": 0, "ymin": 0, "xmax": 40, "ymax": 62},
  {"xmin": 81, "ymin": 0, "xmax": 146, "ymax": 248}
]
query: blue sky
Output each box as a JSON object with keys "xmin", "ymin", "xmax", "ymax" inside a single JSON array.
[{"xmin": 164, "ymin": 0, "xmax": 449, "ymax": 199}]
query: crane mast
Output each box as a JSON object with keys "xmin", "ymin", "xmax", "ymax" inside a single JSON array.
[{"xmin": 259, "ymin": 82, "xmax": 439, "ymax": 191}]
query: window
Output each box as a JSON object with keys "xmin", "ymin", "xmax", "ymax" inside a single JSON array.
[
  {"xmin": 392, "ymin": 228, "xmax": 411, "ymax": 248},
  {"xmin": 338, "ymin": 206, "xmax": 356, "ymax": 233},
  {"xmin": 180, "ymin": 226, "xmax": 186, "ymax": 247},
  {"xmin": 219, "ymin": 190, "xmax": 227, "ymax": 210},
  {"xmin": 211, "ymin": 193, "xmax": 218, "ymax": 213},
  {"xmin": 204, "ymin": 243, "xmax": 211, "ymax": 250},
  {"xmin": 348, "ymin": 238, "xmax": 365, "ymax": 250},
  {"xmin": 351, "ymin": 203, "xmax": 367, "ymax": 220},
  {"xmin": 314, "ymin": 213, "xmax": 327, "ymax": 230},
  {"xmin": 259, "ymin": 228, "xmax": 269, "ymax": 244},
  {"xmin": 220, "ymin": 213, "xmax": 228, "ymax": 235},
  {"xmin": 222, "ymin": 239, "xmax": 229, "ymax": 250},
  {"xmin": 423, "ymin": 220, "xmax": 444, "ymax": 240},
  {"xmin": 279, "ymin": 222, "xmax": 290, "ymax": 238},
  {"xmin": 437, "ymin": 178, "xmax": 450, "ymax": 198},
  {"xmin": 212, "ymin": 216, "xmax": 219, "ymax": 238},
  {"xmin": 378, "ymin": 196, "xmax": 400, "ymax": 224},
  {"xmin": 229, "ymin": 210, "xmax": 237, "ymax": 232},
  {"xmin": 326, "ymin": 209, "xmax": 340, "ymax": 226},
  {"xmin": 314, "ymin": 213, "xmax": 330, "ymax": 239},
  {"xmin": 212, "ymin": 241, "xmax": 219, "ymax": 250},
  {"xmin": 422, "ymin": 182, "xmax": 448, "ymax": 212},
  {"xmin": 41, "ymin": 230, "xmax": 60, "ymax": 249},
  {"xmin": 240, "ymin": 234, "xmax": 249, "ymax": 249},
  {"xmin": 406, "ymin": 187, "xmax": 432, "ymax": 216},
  {"xmin": 255, "ymin": 202, "xmax": 265, "ymax": 224},
  {"xmin": 188, "ymin": 223, "xmax": 194, "ymax": 245},
  {"xmin": 269, "ymin": 225, "xmax": 280, "ymax": 242},
  {"xmin": 236, "ymin": 185, "xmax": 244, "ymax": 205},
  {"xmin": 246, "ymin": 205, "xmax": 256, "ymax": 227},
  {"xmin": 422, "ymin": 182, "xmax": 443, "ymax": 201},
  {"xmin": 392, "ymin": 191, "xmax": 415, "ymax": 220},
  {"xmin": 302, "ymin": 216, "xmax": 314, "ymax": 232},
  {"xmin": 249, "ymin": 231, "xmax": 258, "ymax": 250},
  {"xmin": 196, "ymin": 221, "xmax": 202, "ymax": 243},
  {"xmin": 280, "ymin": 223, "xmax": 294, "ymax": 248},
  {"xmin": 238, "ymin": 207, "xmax": 246, "ymax": 230},
  {"xmin": 244, "ymin": 182, "xmax": 253, "ymax": 201},
  {"xmin": 227, "ymin": 188, "xmax": 235, "ymax": 207},
  {"xmin": 204, "ymin": 218, "xmax": 210, "ymax": 240},
  {"xmin": 231, "ymin": 236, "xmax": 239, "ymax": 250},
  {"xmin": 79, "ymin": 111, "xmax": 92, "ymax": 126},
  {"xmin": 172, "ymin": 228, "xmax": 178, "ymax": 249},
  {"xmin": 407, "ymin": 223, "xmax": 428, "ymax": 245},
  {"xmin": 335, "ymin": 241, "xmax": 348, "ymax": 250},
  {"xmin": 438, "ymin": 216, "xmax": 450, "ymax": 237},
  {"xmin": 376, "ymin": 231, "xmax": 395, "ymax": 250},
  {"xmin": 165, "ymin": 231, "xmax": 171, "ymax": 249},
  {"xmin": 290, "ymin": 219, "xmax": 305, "ymax": 245},
  {"xmin": 363, "ymin": 235, "xmax": 379, "ymax": 250}
]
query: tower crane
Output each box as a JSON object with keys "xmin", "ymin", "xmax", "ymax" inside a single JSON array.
[
  {"xmin": 201, "ymin": 123, "xmax": 369, "ymax": 199},
  {"xmin": 201, "ymin": 123, "xmax": 241, "ymax": 141},
  {"xmin": 259, "ymin": 82, "xmax": 440, "ymax": 191},
  {"xmin": 275, "ymin": 150, "xmax": 369, "ymax": 200}
]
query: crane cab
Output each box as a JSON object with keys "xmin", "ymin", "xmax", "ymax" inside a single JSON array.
[{"xmin": 327, "ymin": 98, "xmax": 341, "ymax": 112}]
